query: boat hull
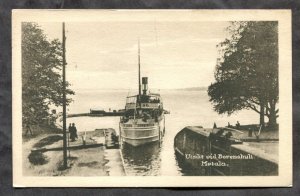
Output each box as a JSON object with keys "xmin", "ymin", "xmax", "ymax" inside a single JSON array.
[
  {"xmin": 122, "ymin": 135, "xmax": 159, "ymax": 146},
  {"xmin": 120, "ymin": 117, "xmax": 165, "ymax": 147}
]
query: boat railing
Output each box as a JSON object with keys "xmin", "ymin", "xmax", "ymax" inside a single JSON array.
[
  {"xmin": 122, "ymin": 123, "xmax": 155, "ymax": 127},
  {"xmin": 125, "ymin": 102, "xmax": 161, "ymax": 110}
]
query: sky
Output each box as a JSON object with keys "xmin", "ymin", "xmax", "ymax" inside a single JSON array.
[{"xmin": 38, "ymin": 21, "xmax": 230, "ymax": 90}]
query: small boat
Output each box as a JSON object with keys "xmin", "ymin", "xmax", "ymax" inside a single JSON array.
[
  {"xmin": 90, "ymin": 108, "xmax": 105, "ymax": 114},
  {"xmin": 119, "ymin": 41, "xmax": 165, "ymax": 147}
]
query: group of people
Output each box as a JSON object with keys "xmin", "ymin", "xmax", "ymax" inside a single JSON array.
[
  {"xmin": 228, "ymin": 121, "xmax": 241, "ymax": 129},
  {"xmin": 213, "ymin": 121, "xmax": 241, "ymax": 129},
  {"xmin": 68, "ymin": 123, "xmax": 78, "ymax": 142}
]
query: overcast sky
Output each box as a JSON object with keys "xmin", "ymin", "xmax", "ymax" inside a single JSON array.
[{"xmin": 38, "ymin": 21, "xmax": 230, "ymax": 90}]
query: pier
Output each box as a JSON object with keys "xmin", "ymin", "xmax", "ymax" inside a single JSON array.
[
  {"xmin": 67, "ymin": 111, "xmax": 124, "ymax": 118},
  {"xmin": 174, "ymin": 126, "xmax": 278, "ymax": 176},
  {"xmin": 30, "ymin": 128, "xmax": 126, "ymax": 176}
]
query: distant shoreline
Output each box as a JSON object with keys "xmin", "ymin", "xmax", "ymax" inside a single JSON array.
[
  {"xmin": 174, "ymin": 87, "xmax": 207, "ymax": 91},
  {"xmin": 73, "ymin": 87, "xmax": 208, "ymax": 92}
]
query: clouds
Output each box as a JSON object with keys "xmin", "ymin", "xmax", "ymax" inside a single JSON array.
[{"xmin": 39, "ymin": 21, "xmax": 229, "ymax": 89}]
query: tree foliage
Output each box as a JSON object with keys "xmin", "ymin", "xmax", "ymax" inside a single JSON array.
[
  {"xmin": 208, "ymin": 21, "xmax": 278, "ymax": 127},
  {"xmin": 22, "ymin": 22, "xmax": 74, "ymax": 125}
]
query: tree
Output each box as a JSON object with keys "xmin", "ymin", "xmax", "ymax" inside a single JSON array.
[
  {"xmin": 208, "ymin": 21, "xmax": 278, "ymax": 128},
  {"xmin": 22, "ymin": 22, "xmax": 74, "ymax": 126}
]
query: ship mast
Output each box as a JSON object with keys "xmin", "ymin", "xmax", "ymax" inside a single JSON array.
[{"xmin": 138, "ymin": 39, "xmax": 141, "ymax": 106}]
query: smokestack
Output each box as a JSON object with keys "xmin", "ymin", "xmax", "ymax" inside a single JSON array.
[{"xmin": 142, "ymin": 77, "xmax": 148, "ymax": 95}]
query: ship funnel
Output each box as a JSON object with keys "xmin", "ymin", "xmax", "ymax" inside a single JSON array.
[{"xmin": 142, "ymin": 77, "xmax": 148, "ymax": 95}]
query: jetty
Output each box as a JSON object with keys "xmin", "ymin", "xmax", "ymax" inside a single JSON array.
[
  {"xmin": 174, "ymin": 126, "xmax": 278, "ymax": 176},
  {"xmin": 67, "ymin": 109, "xmax": 169, "ymax": 118},
  {"xmin": 30, "ymin": 128, "xmax": 126, "ymax": 176},
  {"xmin": 67, "ymin": 110, "xmax": 125, "ymax": 118}
]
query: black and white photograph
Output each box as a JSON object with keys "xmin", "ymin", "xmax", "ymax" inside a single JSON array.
[{"xmin": 12, "ymin": 10, "xmax": 292, "ymax": 187}]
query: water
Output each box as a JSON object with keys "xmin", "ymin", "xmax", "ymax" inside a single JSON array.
[{"xmin": 66, "ymin": 89, "xmax": 258, "ymax": 176}]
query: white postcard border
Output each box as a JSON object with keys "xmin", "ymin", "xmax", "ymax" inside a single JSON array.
[{"xmin": 12, "ymin": 9, "xmax": 292, "ymax": 187}]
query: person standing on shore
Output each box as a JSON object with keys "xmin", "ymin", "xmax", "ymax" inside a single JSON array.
[
  {"xmin": 25, "ymin": 123, "xmax": 33, "ymax": 136},
  {"xmin": 68, "ymin": 123, "xmax": 72, "ymax": 141},
  {"xmin": 71, "ymin": 123, "xmax": 78, "ymax": 141},
  {"xmin": 236, "ymin": 121, "xmax": 241, "ymax": 130},
  {"xmin": 213, "ymin": 122, "xmax": 217, "ymax": 128}
]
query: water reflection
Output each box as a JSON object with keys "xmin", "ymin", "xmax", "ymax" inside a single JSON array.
[
  {"xmin": 121, "ymin": 142, "xmax": 161, "ymax": 176},
  {"xmin": 68, "ymin": 89, "xmax": 258, "ymax": 176},
  {"xmin": 174, "ymin": 152, "xmax": 206, "ymax": 176}
]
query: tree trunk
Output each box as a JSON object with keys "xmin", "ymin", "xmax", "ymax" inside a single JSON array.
[
  {"xmin": 268, "ymin": 101, "xmax": 277, "ymax": 129},
  {"xmin": 259, "ymin": 102, "xmax": 265, "ymax": 128}
]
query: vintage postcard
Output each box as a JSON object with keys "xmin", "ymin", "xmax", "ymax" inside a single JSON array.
[{"xmin": 12, "ymin": 10, "xmax": 292, "ymax": 187}]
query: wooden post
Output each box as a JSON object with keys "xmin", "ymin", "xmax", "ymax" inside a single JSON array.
[
  {"xmin": 119, "ymin": 121, "xmax": 122, "ymax": 148},
  {"xmin": 67, "ymin": 131, "xmax": 70, "ymax": 158},
  {"xmin": 62, "ymin": 22, "xmax": 67, "ymax": 169},
  {"xmin": 158, "ymin": 125, "xmax": 161, "ymax": 147}
]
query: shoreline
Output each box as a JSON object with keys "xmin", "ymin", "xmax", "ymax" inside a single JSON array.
[
  {"xmin": 22, "ymin": 125, "xmax": 125, "ymax": 176},
  {"xmin": 22, "ymin": 123, "xmax": 278, "ymax": 176}
]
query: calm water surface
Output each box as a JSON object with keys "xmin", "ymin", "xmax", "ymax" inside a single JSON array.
[{"xmin": 66, "ymin": 89, "xmax": 258, "ymax": 176}]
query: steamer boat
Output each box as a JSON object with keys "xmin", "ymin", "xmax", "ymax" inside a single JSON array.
[{"xmin": 119, "ymin": 42, "xmax": 165, "ymax": 146}]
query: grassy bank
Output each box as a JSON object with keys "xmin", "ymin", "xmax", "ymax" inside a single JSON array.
[
  {"xmin": 234, "ymin": 124, "xmax": 279, "ymax": 141},
  {"xmin": 22, "ymin": 125, "xmax": 109, "ymax": 176}
]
